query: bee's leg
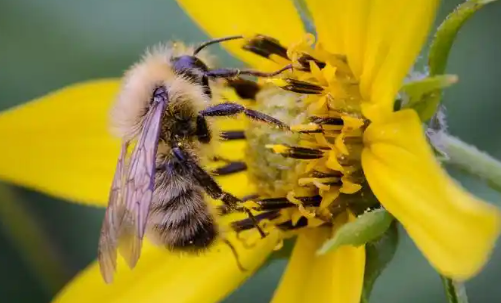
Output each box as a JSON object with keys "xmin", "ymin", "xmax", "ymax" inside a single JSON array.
[
  {"xmin": 205, "ymin": 64, "xmax": 292, "ymax": 79},
  {"xmin": 172, "ymin": 146, "xmax": 267, "ymax": 238},
  {"xmin": 196, "ymin": 115, "xmax": 211, "ymax": 144},
  {"xmin": 212, "ymin": 161, "xmax": 247, "ymax": 175},
  {"xmin": 200, "ymin": 103, "xmax": 289, "ymax": 130}
]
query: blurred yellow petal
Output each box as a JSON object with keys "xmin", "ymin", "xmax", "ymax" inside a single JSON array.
[
  {"xmin": 304, "ymin": 0, "xmax": 345, "ymax": 55},
  {"xmin": 360, "ymin": 0, "xmax": 439, "ymax": 121},
  {"xmin": 0, "ymin": 80, "xmax": 120, "ymax": 206},
  {"xmin": 0, "ymin": 80, "xmax": 250, "ymax": 206},
  {"xmin": 54, "ymin": 230, "xmax": 279, "ymax": 303},
  {"xmin": 342, "ymin": 0, "xmax": 370, "ymax": 79},
  {"xmin": 271, "ymin": 223, "xmax": 365, "ymax": 303},
  {"xmin": 362, "ymin": 109, "xmax": 501, "ymax": 280},
  {"xmin": 177, "ymin": 0, "xmax": 305, "ymax": 69},
  {"xmin": 306, "ymin": 0, "xmax": 370, "ymax": 78}
]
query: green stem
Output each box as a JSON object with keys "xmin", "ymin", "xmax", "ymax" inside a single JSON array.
[
  {"xmin": 439, "ymin": 134, "xmax": 501, "ymax": 193},
  {"xmin": 0, "ymin": 183, "xmax": 68, "ymax": 293},
  {"xmin": 440, "ymin": 275, "xmax": 469, "ymax": 303}
]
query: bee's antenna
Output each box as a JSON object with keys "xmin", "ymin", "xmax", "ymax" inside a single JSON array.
[{"xmin": 193, "ymin": 35, "xmax": 244, "ymax": 55}]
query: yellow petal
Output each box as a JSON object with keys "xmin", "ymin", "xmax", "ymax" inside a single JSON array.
[
  {"xmin": 360, "ymin": 0, "xmax": 439, "ymax": 121},
  {"xmin": 0, "ymin": 80, "xmax": 249, "ymax": 207},
  {"xmin": 0, "ymin": 80, "xmax": 121, "ymax": 206},
  {"xmin": 271, "ymin": 225, "xmax": 365, "ymax": 303},
  {"xmin": 362, "ymin": 109, "xmax": 501, "ymax": 280},
  {"xmin": 53, "ymin": 230, "xmax": 279, "ymax": 303},
  {"xmin": 177, "ymin": 0, "xmax": 306, "ymax": 69},
  {"xmin": 304, "ymin": 0, "xmax": 345, "ymax": 54},
  {"xmin": 342, "ymin": 0, "xmax": 370, "ymax": 78}
]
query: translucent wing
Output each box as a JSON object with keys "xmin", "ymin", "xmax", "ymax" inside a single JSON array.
[
  {"xmin": 97, "ymin": 94, "xmax": 166, "ymax": 283},
  {"xmin": 118, "ymin": 97, "xmax": 166, "ymax": 269},
  {"xmin": 98, "ymin": 142, "xmax": 128, "ymax": 284}
]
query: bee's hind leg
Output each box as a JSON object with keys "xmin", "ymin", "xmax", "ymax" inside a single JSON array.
[{"xmin": 172, "ymin": 146, "xmax": 267, "ymax": 239}]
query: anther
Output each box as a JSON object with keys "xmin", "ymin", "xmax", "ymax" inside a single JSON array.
[
  {"xmin": 296, "ymin": 54, "xmax": 326, "ymax": 71},
  {"xmin": 242, "ymin": 34, "xmax": 288, "ymax": 59},
  {"xmin": 252, "ymin": 195, "xmax": 321, "ymax": 211},
  {"xmin": 267, "ymin": 78, "xmax": 324, "ymax": 94},
  {"xmin": 220, "ymin": 130, "xmax": 246, "ymax": 140},
  {"xmin": 225, "ymin": 78, "xmax": 261, "ymax": 100},
  {"xmin": 290, "ymin": 123, "xmax": 323, "ymax": 133},
  {"xmin": 266, "ymin": 144, "xmax": 325, "ymax": 159},
  {"xmin": 309, "ymin": 116, "xmax": 344, "ymax": 125}
]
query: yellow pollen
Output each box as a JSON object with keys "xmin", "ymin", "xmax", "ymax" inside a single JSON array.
[
  {"xmin": 265, "ymin": 78, "xmax": 289, "ymax": 88},
  {"xmin": 265, "ymin": 144, "xmax": 289, "ymax": 154},
  {"xmin": 238, "ymin": 33, "xmax": 372, "ymax": 236},
  {"xmin": 242, "ymin": 200, "xmax": 260, "ymax": 210},
  {"xmin": 290, "ymin": 123, "xmax": 322, "ymax": 132}
]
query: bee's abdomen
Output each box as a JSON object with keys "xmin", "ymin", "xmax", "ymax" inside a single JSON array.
[{"xmin": 149, "ymin": 187, "xmax": 217, "ymax": 252}]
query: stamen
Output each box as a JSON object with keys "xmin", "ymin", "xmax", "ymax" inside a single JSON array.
[
  {"xmin": 296, "ymin": 54, "xmax": 326, "ymax": 71},
  {"xmin": 267, "ymin": 78, "xmax": 324, "ymax": 94},
  {"xmin": 309, "ymin": 116, "xmax": 344, "ymax": 125},
  {"xmin": 252, "ymin": 195, "xmax": 321, "ymax": 211},
  {"xmin": 242, "ymin": 34, "xmax": 289, "ymax": 59},
  {"xmin": 290, "ymin": 123, "xmax": 322, "ymax": 133},
  {"xmin": 266, "ymin": 144, "xmax": 324, "ymax": 159},
  {"xmin": 220, "ymin": 130, "xmax": 246, "ymax": 140},
  {"xmin": 311, "ymin": 170, "xmax": 342, "ymax": 178},
  {"xmin": 225, "ymin": 78, "xmax": 261, "ymax": 100},
  {"xmin": 230, "ymin": 33, "xmax": 375, "ymax": 238}
]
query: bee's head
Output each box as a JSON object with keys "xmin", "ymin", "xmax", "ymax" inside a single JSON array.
[{"xmin": 171, "ymin": 55, "xmax": 211, "ymax": 98}]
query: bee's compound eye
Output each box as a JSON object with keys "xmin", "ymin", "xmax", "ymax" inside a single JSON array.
[{"xmin": 171, "ymin": 56, "xmax": 209, "ymax": 80}]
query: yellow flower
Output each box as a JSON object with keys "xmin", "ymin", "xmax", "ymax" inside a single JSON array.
[{"xmin": 0, "ymin": 1, "xmax": 499, "ymax": 303}]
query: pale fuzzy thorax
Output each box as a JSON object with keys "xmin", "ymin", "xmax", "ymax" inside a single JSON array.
[{"xmin": 110, "ymin": 42, "xmax": 216, "ymax": 141}]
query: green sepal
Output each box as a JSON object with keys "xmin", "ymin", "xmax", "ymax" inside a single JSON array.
[
  {"xmin": 361, "ymin": 222, "xmax": 399, "ymax": 303},
  {"xmin": 316, "ymin": 208, "xmax": 394, "ymax": 255},
  {"xmin": 441, "ymin": 276, "xmax": 470, "ymax": 303},
  {"xmin": 422, "ymin": 0, "xmax": 499, "ymax": 121},
  {"xmin": 401, "ymin": 74, "xmax": 458, "ymax": 119}
]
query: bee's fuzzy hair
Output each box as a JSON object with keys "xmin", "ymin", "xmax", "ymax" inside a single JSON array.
[{"xmin": 111, "ymin": 42, "xmax": 213, "ymax": 141}]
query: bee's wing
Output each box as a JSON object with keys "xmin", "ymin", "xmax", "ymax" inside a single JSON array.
[
  {"xmin": 98, "ymin": 142, "xmax": 129, "ymax": 284},
  {"xmin": 118, "ymin": 99, "xmax": 166, "ymax": 269},
  {"xmin": 97, "ymin": 99, "xmax": 165, "ymax": 283}
]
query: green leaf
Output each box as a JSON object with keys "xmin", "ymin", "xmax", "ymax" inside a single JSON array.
[
  {"xmin": 317, "ymin": 209, "xmax": 394, "ymax": 255},
  {"xmin": 429, "ymin": 0, "xmax": 498, "ymax": 75},
  {"xmin": 361, "ymin": 222, "xmax": 399, "ymax": 303},
  {"xmin": 432, "ymin": 133, "xmax": 501, "ymax": 193},
  {"xmin": 422, "ymin": 0, "xmax": 499, "ymax": 121},
  {"xmin": 401, "ymin": 75, "xmax": 458, "ymax": 118},
  {"xmin": 441, "ymin": 276, "xmax": 470, "ymax": 303}
]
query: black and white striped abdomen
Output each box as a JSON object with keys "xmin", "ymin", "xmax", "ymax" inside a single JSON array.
[{"xmin": 147, "ymin": 160, "xmax": 218, "ymax": 252}]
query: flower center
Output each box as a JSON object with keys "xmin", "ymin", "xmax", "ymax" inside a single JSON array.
[{"xmin": 232, "ymin": 34, "xmax": 378, "ymax": 238}]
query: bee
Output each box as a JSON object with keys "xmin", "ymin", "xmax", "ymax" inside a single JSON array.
[{"xmin": 98, "ymin": 36, "xmax": 292, "ymax": 283}]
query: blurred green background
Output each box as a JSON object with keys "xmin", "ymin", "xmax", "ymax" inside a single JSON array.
[{"xmin": 0, "ymin": 0, "xmax": 500, "ymax": 302}]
